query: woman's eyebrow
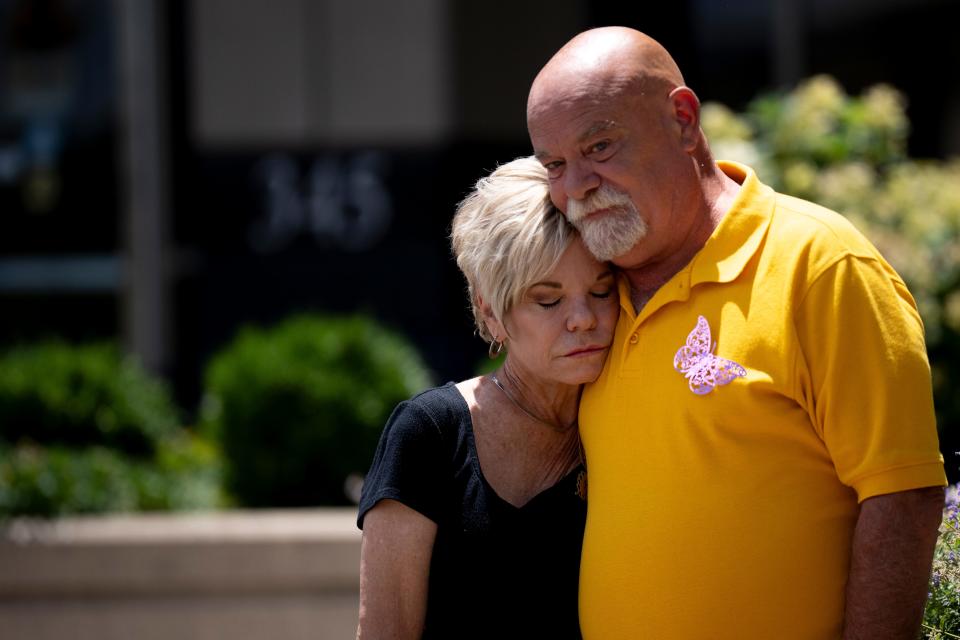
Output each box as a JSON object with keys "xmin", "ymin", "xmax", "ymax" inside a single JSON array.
[{"xmin": 530, "ymin": 271, "xmax": 613, "ymax": 289}]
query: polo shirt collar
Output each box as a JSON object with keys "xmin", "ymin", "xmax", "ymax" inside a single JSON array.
[
  {"xmin": 689, "ymin": 160, "xmax": 774, "ymax": 286},
  {"xmin": 617, "ymin": 161, "xmax": 774, "ymax": 323}
]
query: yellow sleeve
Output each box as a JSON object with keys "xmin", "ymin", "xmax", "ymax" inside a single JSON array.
[{"xmin": 795, "ymin": 255, "xmax": 946, "ymax": 502}]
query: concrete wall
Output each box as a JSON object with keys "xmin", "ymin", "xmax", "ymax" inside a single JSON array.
[{"xmin": 0, "ymin": 508, "xmax": 361, "ymax": 640}]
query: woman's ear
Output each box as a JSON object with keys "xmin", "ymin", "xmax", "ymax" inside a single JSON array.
[{"xmin": 477, "ymin": 295, "xmax": 505, "ymax": 341}]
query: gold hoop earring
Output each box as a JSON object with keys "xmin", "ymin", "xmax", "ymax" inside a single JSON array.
[{"xmin": 488, "ymin": 339, "xmax": 504, "ymax": 359}]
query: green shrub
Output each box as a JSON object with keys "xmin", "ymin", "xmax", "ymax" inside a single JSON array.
[
  {"xmin": 0, "ymin": 342, "xmax": 223, "ymax": 517},
  {"xmin": 702, "ymin": 75, "xmax": 960, "ymax": 440},
  {"xmin": 0, "ymin": 342, "xmax": 181, "ymax": 456},
  {"xmin": 200, "ymin": 314, "xmax": 433, "ymax": 507},
  {"xmin": 0, "ymin": 436, "xmax": 221, "ymax": 517}
]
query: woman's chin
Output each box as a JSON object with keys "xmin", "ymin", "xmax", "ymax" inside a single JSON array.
[{"xmin": 552, "ymin": 362, "xmax": 607, "ymax": 386}]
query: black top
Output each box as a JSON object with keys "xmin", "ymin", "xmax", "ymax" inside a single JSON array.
[{"xmin": 358, "ymin": 382, "xmax": 586, "ymax": 639}]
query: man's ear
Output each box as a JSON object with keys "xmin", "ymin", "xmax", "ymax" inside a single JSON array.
[{"xmin": 668, "ymin": 86, "xmax": 701, "ymax": 152}]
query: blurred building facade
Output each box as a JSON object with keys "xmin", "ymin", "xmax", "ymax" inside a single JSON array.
[{"xmin": 1, "ymin": 0, "xmax": 958, "ymax": 410}]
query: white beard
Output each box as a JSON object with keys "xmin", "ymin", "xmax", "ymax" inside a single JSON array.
[{"xmin": 566, "ymin": 184, "xmax": 648, "ymax": 262}]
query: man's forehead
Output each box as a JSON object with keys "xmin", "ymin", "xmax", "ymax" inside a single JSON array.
[
  {"xmin": 579, "ymin": 119, "xmax": 620, "ymax": 141},
  {"xmin": 529, "ymin": 73, "xmax": 634, "ymax": 138}
]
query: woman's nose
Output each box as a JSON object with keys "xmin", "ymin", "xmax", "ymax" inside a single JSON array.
[{"xmin": 567, "ymin": 297, "xmax": 599, "ymax": 332}]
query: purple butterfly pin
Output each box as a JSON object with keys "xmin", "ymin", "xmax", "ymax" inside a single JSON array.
[{"xmin": 673, "ymin": 316, "xmax": 746, "ymax": 395}]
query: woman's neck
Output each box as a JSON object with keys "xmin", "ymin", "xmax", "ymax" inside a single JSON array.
[{"xmin": 495, "ymin": 358, "xmax": 581, "ymax": 431}]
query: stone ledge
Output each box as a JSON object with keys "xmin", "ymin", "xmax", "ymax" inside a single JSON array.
[
  {"xmin": 1, "ymin": 508, "xmax": 360, "ymax": 545},
  {"xmin": 0, "ymin": 508, "xmax": 362, "ymax": 597}
]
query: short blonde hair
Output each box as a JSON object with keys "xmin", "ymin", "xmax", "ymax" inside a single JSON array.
[{"xmin": 450, "ymin": 156, "xmax": 575, "ymax": 344}]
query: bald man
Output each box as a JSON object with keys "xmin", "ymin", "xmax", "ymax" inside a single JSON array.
[{"xmin": 527, "ymin": 27, "xmax": 946, "ymax": 640}]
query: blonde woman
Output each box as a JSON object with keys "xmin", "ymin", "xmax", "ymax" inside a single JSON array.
[{"xmin": 356, "ymin": 157, "xmax": 618, "ymax": 639}]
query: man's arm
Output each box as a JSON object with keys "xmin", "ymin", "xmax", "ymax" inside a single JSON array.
[{"xmin": 841, "ymin": 486, "xmax": 944, "ymax": 640}]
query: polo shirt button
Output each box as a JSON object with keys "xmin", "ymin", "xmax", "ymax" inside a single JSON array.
[{"xmin": 629, "ymin": 333, "xmax": 639, "ymax": 344}]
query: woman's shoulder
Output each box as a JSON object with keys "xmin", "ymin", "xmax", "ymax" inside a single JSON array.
[
  {"xmin": 389, "ymin": 382, "xmax": 471, "ymax": 439},
  {"xmin": 358, "ymin": 383, "xmax": 469, "ymax": 530},
  {"xmin": 406, "ymin": 381, "xmax": 467, "ymax": 415}
]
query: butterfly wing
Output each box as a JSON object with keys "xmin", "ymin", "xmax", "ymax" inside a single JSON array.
[
  {"xmin": 687, "ymin": 353, "xmax": 746, "ymax": 395},
  {"xmin": 673, "ymin": 315, "xmax": 712, "ymax": 373},
  {"xmin": 687, "ymin": 316, "xmax": 712, "ymax": 352},
  {"xmin": 686, "ymin": 361, "xmax": 716, "ymax": 395},
  {"xmin": 711, "ymin": 356, "xmax": 747, "ymax": 386},
  {"xmin": 673, "ymin": 345, "xmax": 701, "ymax": 373}
]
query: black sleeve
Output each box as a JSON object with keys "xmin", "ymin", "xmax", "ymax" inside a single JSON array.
[{"xmin": 356, "ymin": 399, "xmax": 446, "ymax": 529}]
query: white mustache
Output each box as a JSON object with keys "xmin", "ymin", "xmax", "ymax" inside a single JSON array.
[{"xmin": 566, "ymin": 184, "xmax": 634, "ymax": 223}]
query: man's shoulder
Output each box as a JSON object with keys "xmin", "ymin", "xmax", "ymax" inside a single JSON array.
[{"xmin": 767, "ymin": 190, "xmax": 881, "ymax": 262}]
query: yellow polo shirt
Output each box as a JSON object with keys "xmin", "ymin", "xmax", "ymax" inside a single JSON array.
[{"xmin": 578, "ymin": 161, "xmax": 946, "ymax": 639}]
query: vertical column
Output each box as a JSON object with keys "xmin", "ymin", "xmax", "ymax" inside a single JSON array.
[
  {"xmin": 116, "ymin": 0, "xmax": 169, "ymax": 373},
  {"xmin": 772, "ymin": 0, "xmax": 805, "ymax": 88}
]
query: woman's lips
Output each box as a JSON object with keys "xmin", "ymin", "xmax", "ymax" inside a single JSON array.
[{"xmin": 564, "ymin": 345, "xmax": 608, "ymax": 357}]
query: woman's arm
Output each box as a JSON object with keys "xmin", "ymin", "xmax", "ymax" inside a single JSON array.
[{"xmin": 357, "ymin": 499, "xmax": 438, "ymax": 640}]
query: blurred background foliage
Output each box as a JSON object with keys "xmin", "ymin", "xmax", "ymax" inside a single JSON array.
[
  {"xmin": 0, "ymin": 314, "xmax": 433, "ymax": 516},
  {"xmin": 199, "ymin": 314, "xmax": 433, "ymax": 508},
  {"xmin": 702, "ymin": 75, "xmax": 960, "ymax": 443},
  {"xmin": 0, "ymin": 342, "xmax": 221, "ymax": 516}
]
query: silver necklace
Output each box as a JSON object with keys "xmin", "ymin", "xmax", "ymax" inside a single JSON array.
[
  {"xmin": 489, "ymin": 372, "xmax": 578, "ymax": 434},
  {"xmin": 489, "ymin": 372, "xmax": 588, "ymax": 498}
]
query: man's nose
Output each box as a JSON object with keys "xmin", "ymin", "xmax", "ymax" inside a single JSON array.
[{"xmin": 564, "ymin": 160, "xmax": 600, "ymax": 203}]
